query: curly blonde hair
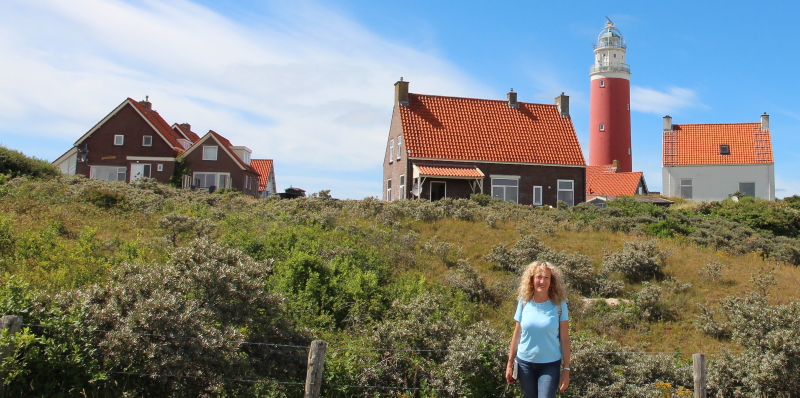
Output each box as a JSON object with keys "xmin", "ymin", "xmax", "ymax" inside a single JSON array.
[{"xmin": 518, "ymin": 261, "xmax": 567, "ymax": 305}]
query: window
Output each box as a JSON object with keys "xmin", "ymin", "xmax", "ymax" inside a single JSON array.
[
  {"xmin": 142, "ymin": 135, "xmax": 153, "ymax": 146},
  {"xmin": 720, "ymin": 144, "xmax": 730, "ymax": 155},
  {"xmin": 399, "ymin": 175, "xmax": 405, "ymax": 199},
  {"xmin": 114, "ymin": 135, "xmax": 124, "ymax": 146},
  {"xmin": 430, "ymin": 181, "xmax": 446, "ymax": 201},
  {"xmin": 600, "ymin": 80, "xmax": 605, "ymax": 87},
  {"xmin": 397, "ymin": 136, "xmax": 403, "ymax": 160},
  {"xmin": 557, "ymin": 180, "xmax": 574, "ymax": 207},
  {"xmin": 533, "ymin": 186, "xmax": 543, "ymax": 206},
  {"xmin": 193, "ymin": 172, "xmax": 230, "ymax": 191},
  {"xmin": 599, "ymin": 124, "xmax": 605, "ymax": 131},
  {"xmin": 386, "ymin": 179, "xmax": 392, "ymax": 200},
  {"xmin": 389, "ymin": 140, "xmax": 394, "ymax": 163},
  {"xmin": 242, "ymin": 151, "xmax": 250, "ymax": 165},
  {"xmin": 491, "ymin": 177, "xmax": 519, "ymax": 203},
  {"xmin": 90, "ymin": 166, "xmax": 126, "ymax": 182},
  {"xmin": 202, "ymin": 146, "xmax": 218, "ymax": 161},
  {"xmin": 680, "ymin": 179, "xmax": 693, "ymax": 199},
  {"xmin": 739, "ymin": 182, "xmax": 756, "ymax": 198},
  {"xmin": 157, "ymin": 164, "xmax": 163, "ymax": 172}
]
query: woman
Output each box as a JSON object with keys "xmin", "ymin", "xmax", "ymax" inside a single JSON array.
[{"xmin": 505, "ymin": 261, "xmax": 571, "ymax": 398}]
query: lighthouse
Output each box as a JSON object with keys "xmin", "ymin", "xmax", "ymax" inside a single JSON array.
[{"xmin": 589, "ymin": 18, "xmax": 632, "ymax": 172}]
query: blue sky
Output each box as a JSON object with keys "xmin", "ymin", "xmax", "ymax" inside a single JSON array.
[{"xmin": 2, "ymin": 0, "xmax": 799, "ymax": 199}]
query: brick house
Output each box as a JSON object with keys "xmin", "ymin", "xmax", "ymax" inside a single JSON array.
[
  {"xmin": 251, "ymin": 159, "xmax": 277, "ymax": 197},
  {"xmin": 662, "ymin": 114, "xmax": 775, "ymax": 201},
  {"xmin": 383, "ymin": 80, "xmax": 586, "ymax": 206},
  {"xmin": 179, "ymin": 130, "xmax": 260, "ymax": 196},
  {"xmin": 53, "ymin": 97, "xmax": 198, "ymax": 184}
]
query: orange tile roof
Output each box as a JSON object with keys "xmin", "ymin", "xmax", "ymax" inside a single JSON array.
[
  {"xmin": 127, "ymin": 98, "xmax": 187, "ymax": 151},
  {"xmin": 250, "ymin": 159, "xmax": 274, "ymax": 190},
  {"xmin": 663, "ymin": 123, "xmax": 773, "ymax": 165},
  {"xmin": 172, "ymin": 123, "xmax": 201, "ymax": 143},
  {"xmin": 399, "ymin": 94, "xmax": 585, "ymax": 165},
  {"xmin": 416, "ymin": 164, "xmax": 484, "ymax": 178},
  {"xmin": 586, "ymin": 164, "xmax": 642, "ymax": 196}
]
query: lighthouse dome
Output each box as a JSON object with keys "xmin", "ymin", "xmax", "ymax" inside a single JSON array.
[{"xmin": 596, "ymin": 20, "xmax": 626, "ymax": 49}]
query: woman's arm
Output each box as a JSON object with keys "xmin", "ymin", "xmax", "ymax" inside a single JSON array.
[
  {"xmin": 505, "ymin": 321, "xmax": 522, "ymax": 384},
  {"xmin": 559, "ymin": 320, "xmax": 571, "ymax": 392}
]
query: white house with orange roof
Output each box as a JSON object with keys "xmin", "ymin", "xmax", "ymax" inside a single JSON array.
[
  {"xmin": 251, "ymin": 159, "xmax": 277, "ymax": 197},
  {"xmin": 662, "ymin": 114, "xmax": 775, "ymax": 201},
  {"xmin": 383, "ymin": 79, "xmax": 586, "ymax": 207}
]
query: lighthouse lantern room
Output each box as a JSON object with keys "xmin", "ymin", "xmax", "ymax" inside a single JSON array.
[{"xmin": 589, "ymin": 17, "xmax": 633, "ymax": 172}]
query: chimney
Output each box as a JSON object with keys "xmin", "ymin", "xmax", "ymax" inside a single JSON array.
[
  {"xmin": 394, "ymin": 78, "xmax": 409, "ymax": 106},
  {"xmin": 180, "ymin": 123, "xmax": 191, "ymax": 132},
  {"xmin": 139, "ymin": 95, "xmax": 152, "ymax": 111},
  {"xmin": 555, "ymin": 92, "xmax": 569, "ymax": 117},
  {"xmin": 663, "ymin": 115, "xmax": 673, "ymax": 132},
  {"xmin": 507, "ymin": 89, "xmax": 519, "ymax": 109},
  {"xmin": 612, "ymin": 159, "xmax": 619, "ymax": 171},
  {"xmin": 761, "ymin": 112, "xmax": 769, "ymax": 131}
]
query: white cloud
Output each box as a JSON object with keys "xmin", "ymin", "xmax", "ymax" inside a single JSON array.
[
  {"xmin": 630, "ymin": 86, "xmax": 700, "ymax": 115},
  {"xmin": 0, "ymin": 0, "xmax": 488, "ymax": 198}
]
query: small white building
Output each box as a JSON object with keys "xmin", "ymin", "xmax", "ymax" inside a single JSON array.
[{"xmin": 662, "ymin": 114, "xmax": 775, "ymax": 201}]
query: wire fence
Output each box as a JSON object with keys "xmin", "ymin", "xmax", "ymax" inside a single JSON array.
[{"xmin": 2, "ymin": 320, "xmax": 758, "ymax": 396}]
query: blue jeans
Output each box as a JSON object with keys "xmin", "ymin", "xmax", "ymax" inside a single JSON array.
[{"xmin": 516, "ymin": 358, "xmax": 561, "ymax": 398}]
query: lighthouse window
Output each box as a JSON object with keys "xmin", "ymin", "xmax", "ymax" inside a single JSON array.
[
  {"xmin": 600, "ymin": 80, "xmax": 605, "ymax": 87},
  {"xmin": 599, "ymin": 124, "xmax": 605, "ymax": 131}
]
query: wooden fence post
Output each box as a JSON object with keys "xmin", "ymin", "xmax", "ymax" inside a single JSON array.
[
  {"xmin": 1, "ymin": 316, "xmax": 24, "ymax": 395},
  {"xmin": 304, "ymin": 340, "xmax": 327, "ymax": 398},
  {"xmin": 693, "ymin": 353, "xmax": 707, "ymax": 398}
]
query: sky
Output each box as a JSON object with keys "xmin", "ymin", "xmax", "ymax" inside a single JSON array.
[{"xmin": 2, "ymin": 0, "xmax": 800, "ymax": 199}]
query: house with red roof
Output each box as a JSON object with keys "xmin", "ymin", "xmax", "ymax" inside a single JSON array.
[
  {"xmin": 384, "ymin": 80, "xmax": 586, "ymax": 206},
  {"xmin": 662, "ymin": 114, "xmax": 775, "ymax": 201},
  {"xmin": 586, "ymin": 163, "xmax": 647, "ymax": 198},
  {"xmin": 53, "ymin": 97, "xmax": 198, "ymax": 184},
  {"xmin": 250, "ymin": 159, "xmax": 277, "ymax": 197},
  {"xmin": 178, "ymin": 130, "xmax": 260, "ymax": 197}
]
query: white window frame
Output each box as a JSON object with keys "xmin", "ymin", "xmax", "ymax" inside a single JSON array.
[
  {"xmin": 397, "ymin": 136, "xmax": 403, "ymax": 160},
  {"xmin": 114, "ymin": 135, "xmax": 124, "ymax": 146},
  {"xmin": 193, "ymin": 172, "xmax": 231, "ymax": 191},
  {"xmin": 142, "ymin": 135, "xmax": 153, "ymax": 147},
  {"xmin": 491, "ymin": 176, "xmax": 520, "ymax": 203},
  {"xmin": 533, "ymin": 186, "xmax": 543, "ymax": 206},
  {"xmin": 599, "ymin": 124, "xmax": 605, "ymax": 131},
  {"xmin": 389, "ymin": 140, "xmax": 394, "ymax": 163},
  {"xmin": 680, "ymin": 179, "xmax": 693, "ymax": 199},
  {"xmin": 600, "ymin": 80, "xmax": 605, "ymax": 88},
  {"xmin": 202, "ymin": 145, "xmax": 218, "ymax": 161},
  {"xmin": 157, "ymin": 164, "xmax": 163, "ymax": 172},
  {"xmin": 557, "ymin": 179, "xmax": 574, "ymax": 207},
  {"xmin": 399, "ymin": 174, "xmax": 405, "ymax": 199},
  {"xmin": 386, "ymin": 179, "xmax": 392, "ymax": 200},
  {"xmin": 739, "ymin": 182, "xmax": 756, "ymax": 198},
  {"xmin": 90, "ymin": 166, "xmax": 127, "ymax": 182}
]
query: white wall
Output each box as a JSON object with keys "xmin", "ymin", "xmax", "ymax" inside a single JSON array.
[{"xmin": 662, "ymin": 164, "xmax": 775, "ymax": 201}]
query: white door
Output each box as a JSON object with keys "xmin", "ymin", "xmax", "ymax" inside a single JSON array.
[{"xmin": 130, "ymin": 164, "xmax": 150, "ymax": 182}]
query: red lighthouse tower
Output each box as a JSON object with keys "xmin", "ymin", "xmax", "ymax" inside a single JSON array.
[{"xmin": 589, "ymin": 18, "xmax": 632, "ymax": 172}]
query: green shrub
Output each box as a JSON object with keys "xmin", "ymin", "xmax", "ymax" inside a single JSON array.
[
  {"xmin": 81, "ymin": 188, "xmax": 128, "ymax": 209},
  {"xmin": 603, "ymin": 239, "xmax": 667, "ymax": 283},
  {"xmin": 0, "ymin": 145, "xmax": 60, "ymax": 179}
]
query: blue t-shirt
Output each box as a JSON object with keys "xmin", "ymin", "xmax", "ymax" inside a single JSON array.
[{"xmin": 513, "ymin": 299, "xmax": 569, "ymax": 363}]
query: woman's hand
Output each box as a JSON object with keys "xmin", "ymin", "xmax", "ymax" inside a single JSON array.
[
  {"xmin": 559, "ymin": 369, "xmax": 570, "ymax": 392},
  {"xmin": 505, "ymin": 362, "xmax": 516, "ymax": 384}
]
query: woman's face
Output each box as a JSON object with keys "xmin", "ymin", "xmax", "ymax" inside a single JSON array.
[{"xmin": 532, "ymin": 268, "xmax": 552, "ymax": 295}]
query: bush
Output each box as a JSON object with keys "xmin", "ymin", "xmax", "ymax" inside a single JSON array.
[
  {"xmin": 444, "ymin": 260, "xmax": 488, "ymax": 302},
  {"xmin": 698, "ymin": 260, "xmax": 725, "ymax": 282},
  {"xmin": 0, "ymin": 145, "xmax": 60, "ymax": 179},
  {"xmin": 538, "ymin": 250, "xmax": 622, "ymax": 297},
  {"xmin": 603, "ymin": 239, "xmax": 667, "ymax": 283},
  {"xmin": 82, "ymin": 188, "xmax": 128, "ymax": 209},
  {"xmin": 484, "ymin": 234, "xmax": 550, "ymax": 274}
]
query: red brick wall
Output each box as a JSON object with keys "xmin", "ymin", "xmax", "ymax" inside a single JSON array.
[
  {"xmin": 182, "ymin": 136, "xmax": 260, "ymax": 197},
  {"xmin": 75, "ymin": 103, "xmax": 176, "ymax": 184}
]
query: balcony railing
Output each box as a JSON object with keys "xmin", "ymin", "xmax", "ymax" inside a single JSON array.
[
  {"xmin": 590, "ymin": 63, "xmax": 631, "ymax": 74},
  {"xmin": 593, "ymin": 41, "xmax": 627, "ymax": 50}
]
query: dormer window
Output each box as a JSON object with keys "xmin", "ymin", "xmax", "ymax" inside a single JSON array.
[
  {"xmin": 720, "ymin": 144, "xmax": 730, "ymax": 155},
  {"xmin": 142, "ymin": 135, "xmax": 153, "ymax": 147},
  {"xmin": 114, "ymin": 135, "xmax": 124, "ymax": 146}
]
